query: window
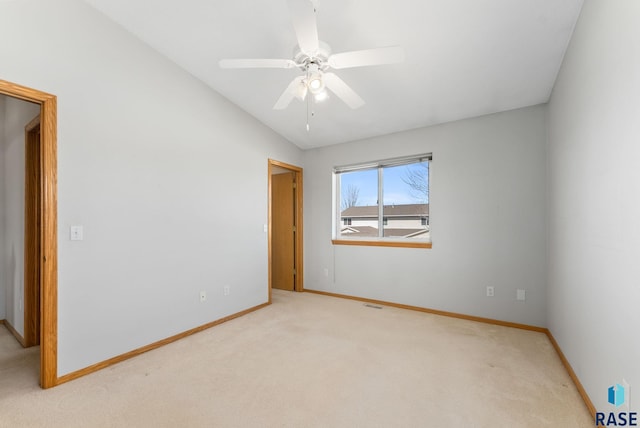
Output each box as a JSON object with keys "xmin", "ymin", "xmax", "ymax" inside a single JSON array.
[{"xmin": 333, "ymin": 154, "xmax": 431, "ymax": 248}]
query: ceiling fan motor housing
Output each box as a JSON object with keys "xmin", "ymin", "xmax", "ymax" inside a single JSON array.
[{"xmin": 293, "ymin": 41, "xmax": 332, "ymax": 72}]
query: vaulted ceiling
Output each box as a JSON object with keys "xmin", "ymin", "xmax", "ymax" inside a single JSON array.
[{"xmin": 83, "ymin": 0, "xmax": 584, "ymax": 149}]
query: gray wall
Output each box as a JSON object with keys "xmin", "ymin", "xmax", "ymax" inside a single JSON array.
[
  {"xmin": 548, "ymin": 0, "xmax": 640, "ymax": 412},
  {"xmin": 0, "ymin": 95, "xmax": 40, "ymax": 334},
  {"xmin": 0, "ymin": 0, "xmax": 302, "ymax": 375},
  {"xmin": 304, "ymin": 105, "xmax": 548, "ymax": 327}
]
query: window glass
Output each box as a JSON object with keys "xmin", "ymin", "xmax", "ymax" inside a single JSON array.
[
  {"xmin": 338, "ymin": 169, "xmax": 378, "ymax": 238},
  {"xmin": 383, "ymin": 162, "xmax": 429, "ymax": 240},
  {"xmin": 335, "ymin": 156, "xmax": 430, "ymax": 243}
]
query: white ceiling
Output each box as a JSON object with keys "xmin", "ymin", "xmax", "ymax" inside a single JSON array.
[{"xmin": 83, "ymin": 0, "xmax": 584, "ymax": 150}]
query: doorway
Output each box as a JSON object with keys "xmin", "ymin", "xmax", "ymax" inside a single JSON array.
[
  {"xmin": 0, "ymin": 79, "xmax": 58, "ymax": 389},
  {"xmin": 268, "ymin": 159, "xmax": 303, "ymax": 300}
]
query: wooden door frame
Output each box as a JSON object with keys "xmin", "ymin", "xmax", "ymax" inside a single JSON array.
[
  {"xmin": 268, "ymin": 159, "xmax": 303, "ymax": 302},
  {"xmin": 24, "ymin": 114, "xmax": 41, "ymax": 348},
  {"xmin": 0, "ymin": 79, "xmax": 57, "ymax": 389}
]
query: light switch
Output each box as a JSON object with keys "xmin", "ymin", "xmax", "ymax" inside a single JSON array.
[{"xmin": 70, "ymin": 225, "xmax": 84, "ymax": 241}]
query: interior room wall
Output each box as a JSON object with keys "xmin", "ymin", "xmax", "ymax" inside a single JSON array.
[
  {"xmin": 0, "ymin": 95, "xmax": 40, "ymax": 335},
  {"xmin": 0, "ymin": 0, "xmax": 302, "ymax": 376},
  {"xmin": 0, "ymin": 95, "xmax": 5, "ymax": 321},
  {"xmin": 547, "ymin": 0, "xmax": 640, "ymax": 412},
  {"xmin": 304, "ymin": 105, "xmax": 548, "ymax": 327}
]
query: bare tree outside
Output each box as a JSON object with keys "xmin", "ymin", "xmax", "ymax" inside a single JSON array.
[
  {"xmin": 341, "ymin": 183, "xmax": 360, "ymax": 210},
  {"xmin": 402, "ymin": 162, "xmax": 429, "ymax": 203}
]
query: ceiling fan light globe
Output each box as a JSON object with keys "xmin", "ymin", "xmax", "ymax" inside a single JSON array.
[
  {"xmin": 294, "ymin": 83, "xmax": 308, "ymax": 101},
  {"xmin": 314, "ymin": 90, "xmax": 328, "ymax": 102},
  {"xmin": 309, "ymin": 77, "xmax": 322, "ymax": 91},
  {"xmin": 308, "ymin": 73, "xmax": 325, "ymax": 94}
]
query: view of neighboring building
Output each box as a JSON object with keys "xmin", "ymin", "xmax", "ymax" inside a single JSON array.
[{"xmin": 340, "ymin": 203, "xmax": 429, "ymax": 239}]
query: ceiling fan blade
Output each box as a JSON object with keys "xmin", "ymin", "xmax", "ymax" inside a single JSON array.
[
  {"xmin": 287, "ymin": 0, "xmax": 319, "ymax": 57},
  {"xmin": 219, "ymin": 59, "xmax": 297, "ymax": 69},
  {"xmin": 328, "ymin": 46, "xmax": 404, "ymax": 69},
  {"xmin": 323, "ymin": 73, "xmax": 365, "ymax": 109},
  {"xmin": 274, "ymin": 76, "xmax": 306, "ymax": 110}
]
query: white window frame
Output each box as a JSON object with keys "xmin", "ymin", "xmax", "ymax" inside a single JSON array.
[{"xmin": 332, "ymin": 154, "xmax": 432, "ymax": 249}]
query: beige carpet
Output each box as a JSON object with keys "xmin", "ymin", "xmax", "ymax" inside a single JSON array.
[{"xmin": 0, "ymin": 290, "xmax": 592, "ymax": 427}]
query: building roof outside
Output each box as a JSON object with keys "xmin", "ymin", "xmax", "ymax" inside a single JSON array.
[
  {"xmin": 341, "ymin": 203, "xmax": 429, "ymax": 218},
  {"xmin": 340, "ymin": 226, "xmax": 428, "ymax": 238}
]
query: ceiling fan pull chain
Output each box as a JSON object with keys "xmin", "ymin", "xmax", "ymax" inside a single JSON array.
[
  {"xmin": 306, "ymin": 68, "xmax": 311, "ymax": 131},
  {"xmin": 306, "ymin": 90, "xmax": 310, "ymax": 132}
]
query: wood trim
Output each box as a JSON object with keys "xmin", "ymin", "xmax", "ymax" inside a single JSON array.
[
  {"xmin": 40, "ymin": 95, "xmax": 58, "ymax": 389},
  {"xmin": 332, "ymin": 239, "xmax": 432, "ymax": 249},
  {"xmin": 56, "ymin": 302, "xmax": 270, "ymax": 386},
  {"xmin": 269, "ymin": 159, "xmax": 303, "ymax": 172},
  {"xmin": 0, "ymin": 79, "xmax": 58, "ymax": 389},
  {"xmin": 545, "ymin": 330, "xmax": 597, "ymax": 419},
  {"xmin": 304, "ymin": 289, "xmax": 546, "ymax": 332},
  {"xmin": 295, "ymin": 168, "xmax": 304, "ymax": 292},
  {"xmin": 3, "ymin": 320, "xmax": 27, "ymax": 347},
  {"xmin": 0, "ymin": 80, "xmax": 52, "ymax": 104},
  {"xmin": 268, "ymin": 161, "xmax": 272, "ymax": 303},
  {"xmin": 268, "ymin": 159, "xmax": 304, "ymax": 300},
  {"xmin": 24, "ymin": 114, "xmax": 41, "ymax": 348},
  {"xmin": 25, "ymin": 114, "xmax": 41, "ymax": 132}
]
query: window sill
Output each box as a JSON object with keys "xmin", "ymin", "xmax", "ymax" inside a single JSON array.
[{"xmin": 332, "ymin": 239, "xmax": 432, "ymax": 249}]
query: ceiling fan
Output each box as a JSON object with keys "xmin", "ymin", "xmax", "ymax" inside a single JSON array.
[{"xmin": 219, "ymin": 0, "xmax": 404, "ymax": 111}]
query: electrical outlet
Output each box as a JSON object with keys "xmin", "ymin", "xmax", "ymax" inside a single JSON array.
[
  {"xmin": 323, "ymin": 267, "xmax": 329, "ymax": 277},
  {"xmin": 517, "ymin": 289, "xmax": 526, "ymax": 301},
  {"xmin": 199, "ymin": 291, "xmax": 206, "ymax": 302},
  {"xmin": 486, "ymin": 286, "xmax": 495, "ymax": 297},
  {"xmin": 223, "ymin": 285, "xmax": 230, "ymax": 296}
]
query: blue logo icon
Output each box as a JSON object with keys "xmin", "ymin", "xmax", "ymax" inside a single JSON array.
[
  {"xmin": 610, "ymin": 383, "xmax": 626, "ymax": 408},
  {"xmin": 597, "ymin": 380, "xmax": 636, "ymax": 426}
]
